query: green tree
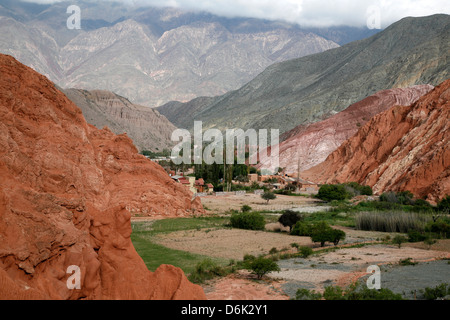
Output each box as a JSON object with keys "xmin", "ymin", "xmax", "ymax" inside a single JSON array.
[
  {"xmin": 261, "ymin": 191, "xmax": 277, "ymax": 204},
  {"xmin": 246, "ymin": 256, "xmax": 280, "ymax": 280},
  {"xmin": 278, "ymin": 210, "xmax": 303, "ymax": 232}
]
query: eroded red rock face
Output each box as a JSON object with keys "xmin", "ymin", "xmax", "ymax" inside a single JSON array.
[
  {"xmin": 302, "ymin": 80, "xmax": 450, "ymax": 203},
  {"xmin": 258, "ymin": 85, "xmax": 434, "ymax": 174},
  {"xmin": 0, "ymin": 54, "xmax": 206, "ymax": 300}
]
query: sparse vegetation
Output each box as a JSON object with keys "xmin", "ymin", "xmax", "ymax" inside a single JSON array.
[{"xmin": 295, "ymin": 283, "xmax": 403, "ymax": 300}]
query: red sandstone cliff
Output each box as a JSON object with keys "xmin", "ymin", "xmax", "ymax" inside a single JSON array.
[
  {"xmin": 0, "ymin": 54, "xmax": 206, "ymax": 300},
  {"xmin": 302, "ymin": 80, "xmax": 450, "ymax": 202},
  {"xmin": 257, "ymin": 85, "xmax": 434, "ymax": 174}
]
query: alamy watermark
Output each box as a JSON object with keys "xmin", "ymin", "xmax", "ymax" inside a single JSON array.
[
  {"xmin": 66, "ymin": 265, "xmax": 81, "ymax": 290},
  {"xmin": 367, "ymin": 265, "xmax": 381, "ymax": 290},
  {"xmin": 366, "ymin": 5, "xmax": 382, "ymax": 30},
  {"xmin": 67, "ymin": 5, "xmax": 81, "ymax": 30},
  {"xmin": 171, "ymin": 121, "xmax": 280, "ymax": 174}
]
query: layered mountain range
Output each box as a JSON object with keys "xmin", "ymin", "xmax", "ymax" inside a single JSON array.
[
  {"xmin": 302, "ymin": 80, "xmax": 450, "ymax": 202},
  {"xmin": 62, "ymin": 88, "xmax": 176, "ymax": 152},
  {"xmin": 0, "ymin": 0, "xmax": 356, "ymax": 107},
  {"xmin": 257, "ymin": 85, "xmax": 435, "ymax": 174},
  {"xmin": 0, "ymin": 54, "xmax": 205, "ymax": 300},
  {"xmin": 158, "ymin": 14, "xmax": 450, "ymax": 135}
]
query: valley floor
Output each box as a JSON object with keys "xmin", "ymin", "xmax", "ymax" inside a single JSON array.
[{"xmin": 131, "ymin": 194, "xmax": 450, "ymax": 300}]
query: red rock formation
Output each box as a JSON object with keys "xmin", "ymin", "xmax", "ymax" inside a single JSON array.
[
  {"xmin": 302, "ymin": 79, "xmax": 450, "ymax": 202},
  {"xmin": 257, "ymin": 85, "xmax": 434, "ymax": 174},
  {"xmin": 0, "ymin": 54, "xmax": 206, "ymax": 300}
]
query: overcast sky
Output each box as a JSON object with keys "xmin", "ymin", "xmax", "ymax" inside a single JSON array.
[{"xmin": 21, "ymin": 0, "xmax": 450, "ymax": 28}]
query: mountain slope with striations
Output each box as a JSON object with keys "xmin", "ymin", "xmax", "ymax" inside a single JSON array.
[
  {"xmin": 0, "ymin": 54, "xmax": 205, "ymax": 300},
  {"xmin": 157, "ymin": 14, "xmax": 450, "ymax": 134},
  {"xmin": 302, "ymin": 79, "xmax": 450, "ymax": 203},
  {"xmin": 62, "ymin": 88, "xmax": 177, "ymax": 152},
  {"xmin": 257, "ymin": 85, "xmax": 434, "ymax": 174},
  {"xmin": 0, "ymin": 1, "xmax": 342, "ymax": 107}
]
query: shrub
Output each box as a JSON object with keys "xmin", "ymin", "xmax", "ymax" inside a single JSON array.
[
  {"xmin": 323, "ymin": 284, "xmax": 403, "ymax": 300},
  {"xmin": 407, "ymin": 230, "xmax": 428, "ymax": 243},
  {"xmin": 278, "ymin": 210, "xmax": 303, "ymax": 232},
  {"xmin": 422, "ymin": 283, "xmax": 450, "ymax": 300},
  {"xmin": 380, "ymin": 191, "xmax": 414, "ymax": 205},
  {"xmin": 188, "ymin": 259, "xmax": 227, "ymax": 284},
  {"xmin": 230, "ymin": 212, "xmax": 265, "ymax": 231},
  {"xmin": 317, "ymin": 184, "xmax": 351, "ymax": 202},
  {"xmin": 437, "ymin": 195, "xmax": 450, "ymax": 212},
  {"xmin": 425, "ymin": 219, "xmax": 450, "ymax": 239},
  {"xmin": 392, "ymin": 235, "xmax": 408, "ymax": 248},
  {"xmin": 246, "ymin": 256, "xmax": 280, "ymax": 279},
  {"xmin": 295, "ymin": 288, "xmax": 322, "ymax": 300},
  {"xmin": 343, "ymin": 182, "xmax": 373, "ymax": 196},
  {"xmin": 298, "ymin": 246, "xmax": 313, "ymax": 258},
  {"xmin": 241, "ymin": 205, "xmax": 252, "ymax": 213}
]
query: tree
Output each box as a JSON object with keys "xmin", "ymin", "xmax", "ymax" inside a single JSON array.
[
  {"xmin": 278, "ymin": 210, "xmax": 303, "ymax": 232},
  {"xmin": 246, "ymin": 257, "xmax": 280, "ymax": 280},
  {"xmin": 261, "ymin": 191, "xmax": 276, "ymax": 204},
  {"xmin": 310, "ymin": 222, "xmax": 346, "ymax": 247},
  {"xmin": 230, "ymin": 212, "xmax": 265, "ymax": 231},
  {"xmin": 392, "ymin": 235, "xmax": 408, "ymax": 248}
]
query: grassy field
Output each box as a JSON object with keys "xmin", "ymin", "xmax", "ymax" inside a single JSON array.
[{"xmin": 131, "ymin": 216, "xmax": 230, "ymax": 274}]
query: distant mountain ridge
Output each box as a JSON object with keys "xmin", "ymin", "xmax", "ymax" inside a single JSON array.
[
  {"xmin": 0, "ymin": 1, "xmax": 371, "ymax": 107},
  {"xmin": 157, "ymin": 14, "xmax": 450, "ymax": 135}
]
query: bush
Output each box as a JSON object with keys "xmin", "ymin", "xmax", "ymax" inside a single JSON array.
[
  {"xmin": 343, "ymin": 182, "xmax": 373, "ymax": 196},
  {"xmin": 317, "ymin": 184, "xmax": 352, "ymax": 202},
  {"xmin": 246, "ymin": 256, "xmax": 280, "ymax": 279},
  {"xmin": 437, "ymin": 195, "xmax": 450, "ymax": 212},
  {"xmin": 230, "ymin": 212, "xmax": 265, "ymax": 231},
  {"xmin": 241, "ymin": 205, "xmax": 252, "ymax": 213},
  {"xmin": 392, "ymin": 235, "xmax": 408, "ymax": 248},
  {"xmin": 380, "ymin": 191, "xmax": 414, "ymax": 205},
  {"xmin": 323, "ymin": 284, "xmax": 403, "ymax": 300},
  {"xmin": 295, "ymin": 288, "xmax": 322, "ymax": 300},
  {"xmin": 422, "ymin": 283, "xmax": 450, "ymax": 300},
  {"xmin": 407, "ymin": 230, "xmax": 428, "ymax": 243},
  {"xmin": 188, "ymin": 259, "xmax": 227, "ymax": 284},
  {"xmin": 425, "ymin": 219, "xmax": 450, "ymax": 239},
  {"xmin": 298, "ymin": 246, "xmax": 313, "ymax": 258},
  {"xmin": 278, "ymin": 210, "xmax": 303, "ymax": 232}
]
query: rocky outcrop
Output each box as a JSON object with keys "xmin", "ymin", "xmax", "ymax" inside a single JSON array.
[
  {"xmin": 0, "ymin": 54, "xmax": 206, "ymax": 300},
  {"xmin": 257, "ymin": 85, "xmax": 434, "ymax": 174},
  {"xmin": 302, "ymin": 79, "xmax": 450, "ymax": 203},
  {"xmin": 62, "ymin": 89, "xmax": 177, "ymax": 153}
]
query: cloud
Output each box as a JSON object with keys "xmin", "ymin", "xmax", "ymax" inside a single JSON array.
[{"xmin": 18, "ymin": 0, "xmax": 450, "ymax": 28}]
